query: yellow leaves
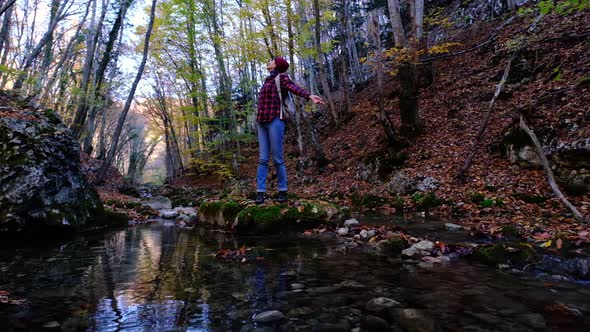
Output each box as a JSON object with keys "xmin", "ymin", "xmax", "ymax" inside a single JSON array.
[
  {"xmin": 427, "ymin": 42, "xmax": 462, "ymax": 55},
  {"xmin": 539, "ymin": 240, "xmax": 552, "ymax": 248}
]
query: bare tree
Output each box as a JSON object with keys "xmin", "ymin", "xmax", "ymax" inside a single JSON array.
[{"xmin": 94, "ymin": 0, "xmax": 157, "ymax": 185}]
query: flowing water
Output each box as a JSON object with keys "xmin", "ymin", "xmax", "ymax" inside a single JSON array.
[{"xmin": 1, "ymin": 221, "xmax": 589, "ymax": 331}]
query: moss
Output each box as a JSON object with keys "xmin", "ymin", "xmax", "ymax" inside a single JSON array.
[
  {"xmin": 377, "ymin": 237, "xmax": 407, "ymax": 256},
  {"xmin": 283, "ymin": 203, "xmax": 327, "ymax": 229},
  {"xmin": 199, "ymin": 200, "xmax": 223, "ymax": 217},
  {"xmin": 221, "ymin": 201, "xmax": 242, "ymax": 221},
  {"xmin": 467, "ymin": 191, "xmax": 486, "ymax": 204},
  {"xmin": 512, "ymin": 193, "xmax": 548, "ymax": 205},
  {"xmin": 472, "ymin": 242, "xmax": 537, "ymax": 266},
  {"xmin": 236, "ymin": 205, "xmax": 285, "ymax": 233},
  {"xmin": 101, "ymin": 208, "xmax": 129, "ymax": 227},
  {"xmin": 390, "ymin": 196, "xmax": 405, "ymax": 211},
  {"xmin": 412, "ymin": 192, "xmax": 443, "ymax": 211},
  {"xmin": 351, "ymin": 193, "xmax": 388, "ymax": 209},
  {"xmin": 500, "ymin": 225, "xmax": 521, "ymax": 237},
  {"xmin": 480, "ymin": 198, "xmax": 495, "ymax": 208},
  {"xmin": 39, "ymin": 109, "xmax": 61, "ymax": 125}
]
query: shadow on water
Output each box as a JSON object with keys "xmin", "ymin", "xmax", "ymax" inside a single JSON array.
[{"xmin": 1, "ymin": 221, "xmax": 589, "ymax": 331}]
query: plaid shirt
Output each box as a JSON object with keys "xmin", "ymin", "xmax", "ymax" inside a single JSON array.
[{"xmin": 257, "ymin": 71, "xmax": 311, "ymax": 123}]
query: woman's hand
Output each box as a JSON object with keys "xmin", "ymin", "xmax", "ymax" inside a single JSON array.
[{"xmin": 309, "ymin": 95, "xmax": 325, "ymax": 105}]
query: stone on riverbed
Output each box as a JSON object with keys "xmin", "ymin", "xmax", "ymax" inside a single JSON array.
[
  {"xmin": 391, "ymin": 309, "xmax": 436, "ymax": 332},
  {"xmin": 160, "ymin": 210, "xmax": 179, "ymax": 219},
  {"xmin": 344, "ymin": 218, "xmax": 359, "ymax": 227},
  {"xmin": 366, "ymin": 297, "xmax": 401, "ymax": 313},
  {"xmin": 414, "ymin": 240, "xmax": 434, "ymax": 251},
  {"xmin": 444, "ymin": 223, "xmax": 463, "ymax": 231},
  {"xmin": 253, "ymin": 310, "xmax": 285, "ymax": 323},
  {"xmin": 337, "ymin": 227, "xmax": 349, "ymax": 236}
]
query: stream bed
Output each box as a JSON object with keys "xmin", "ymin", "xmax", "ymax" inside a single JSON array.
[{"xmin": 1, "ymin": 221, "xmax": 589, "ymax": 331}]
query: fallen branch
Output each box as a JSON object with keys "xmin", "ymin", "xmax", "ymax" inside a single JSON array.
[
  {"xmin": 456, "ymin": 56, "xmax": 513, "ymax": 182},
  {"xmin": 519, "ymin": 116, "xmax": 587, "ymax": 223}
]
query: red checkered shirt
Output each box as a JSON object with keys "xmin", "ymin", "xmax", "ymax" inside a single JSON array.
[{"xmin": 256, "ymin": 71, "xmax": 311, "ymax": 123}]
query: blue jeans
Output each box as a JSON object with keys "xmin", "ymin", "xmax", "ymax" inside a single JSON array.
[{"xmin": 256, "ymin": 117, "xmax": 287, "ymax": 192}]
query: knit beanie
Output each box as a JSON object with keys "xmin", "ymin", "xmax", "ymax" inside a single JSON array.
[{"xmin": 274, "ymin": 57, "xmax": 289, "ymax": 73}]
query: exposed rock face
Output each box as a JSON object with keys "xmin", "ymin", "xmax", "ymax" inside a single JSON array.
[
  {"xmin": 501, "ymin": 127, "xmax": 590, "ymax": 195},
  {"xmin": 0, "ymin": 109, "xmax": 104, "ymax": 231}
]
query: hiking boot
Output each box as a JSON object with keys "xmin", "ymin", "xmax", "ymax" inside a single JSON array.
[
  {"xmin": 276, "ymin": 191, "xmax": 288, "ymax": 203},
  {"xmin": 255, "ymin": 192, "xmax": 265, "ymax": 204}
]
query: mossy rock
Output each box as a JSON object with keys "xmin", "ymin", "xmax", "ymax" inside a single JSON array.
[
  {"xmin": 412, "ymin": 192, "xmax": 444, "ymax": 211},
  {"xmin": 199, "ymin": 200, "xmax": 223, "ymax": 216},
  {"xmin": 101, "ymin": 208, "xmax": 129, "ymax": 227},
  {"xmin": 235, "ymin": 205, "xmax": 286, "ymax": 233},
  {"xmin": 221, "ymin": 201, "xmax": 243, "ymax": 222},
  {"xmin": 198, "ymin": 200, "xmax": 226, "ymax": 227},
  {"xmin": 351, "ymin": 193, "xmax": 389, "ymax": 209},
  {"xmin": 471, "ymin": 242, "xmax": 537, "ymax": 266},
  {"xmin": 377, "ymin": 237, "xmax": 407, "ymax": 256},
  {"xmin": 390, "ymin": 196, "xmax": 405, "ymax": 211},
  {"xmin": 234, "ymin": 200, "xmax": 339, "ymax": 233}
]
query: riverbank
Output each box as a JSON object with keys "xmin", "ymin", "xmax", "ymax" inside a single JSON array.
[{"xmin": 99, "ymin": 184, "xmax": 590, "ymax": 283}]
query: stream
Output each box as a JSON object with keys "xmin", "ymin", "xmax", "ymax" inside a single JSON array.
[{"xmin": 1, "ymin": 221, "xmax": 589, "ymax": 331}]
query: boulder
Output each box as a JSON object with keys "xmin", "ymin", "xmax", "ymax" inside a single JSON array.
[
  {"xmin": 160, "ymin": 210, "xmax": 180, "ymax": 219},
  {"xmin": 444, "ymin": 223, "xmax": 463, "ymax": 231},
  {"xmin": 366, "ymin": 297, "xmax": 401, "ymax": 313},
  {"xmin": 391, "ymin": 309, "xmax": 435, "ymax": 332},
  {"xmin": 0, "ymin": 108, "xmax": 104, "ymax": 231},
  {"xmin": 344, "ymin": 218, "xmax": 359, "ymax": 227},
  {"xmin": 142, "ymin": 196, "xmax": 172, "ymax": 210},
  {"xmin": 387, "ymin": 172, "xmax": 417, "ymax": 195}
]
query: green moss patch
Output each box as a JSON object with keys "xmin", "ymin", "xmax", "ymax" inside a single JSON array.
[
  {"xmin": 412, "ymin": 192, "xmax": 444, "ymax": 211},
  {"xmin": 471, "ymin": 242, "xmax": 537, "ymax": 266},
  {"xmin": 221, "ymin": 201, "xmax": 243, "ymax": 221},
  {"xmin": 512, "ymin": 193, "xmax": 548, "ymax": 205},
  {"xmin": 351, "ymin": 193, "xmax": 388, "ymax": 209},
  {"xmin": 377, "ymin": 237, "xmax": 407, "ymax": 256}
]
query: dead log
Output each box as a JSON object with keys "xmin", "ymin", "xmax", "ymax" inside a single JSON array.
[
  {"xmin": 455, "ymin": 56, "xmax": 513, "ymax": 182},
  {"xmin": 518, "ymin": 116, "xmax": 587, "ymax": 223}
]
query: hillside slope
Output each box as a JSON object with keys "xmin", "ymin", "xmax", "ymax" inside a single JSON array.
[{"xmin": 181, "ymin": 9, "xmax": 589, "ymax": 243}]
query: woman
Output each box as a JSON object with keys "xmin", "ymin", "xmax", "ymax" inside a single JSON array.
[{"xmin": 255, "ymin": 57, "xmax": 324, "ymax": 204}]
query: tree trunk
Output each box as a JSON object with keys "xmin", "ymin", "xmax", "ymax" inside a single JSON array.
[
  {"xmin": 71, "ymin": 0, "xmax": 121, "ymax": 138},
  {"xmin": 0, "ymin": 0, "xmax": 16, "ymax": 17},
  {"xmin": 12, "ymin": 0, "xmax": 70, "ymax": 90},
  {"xmin": 0, "ymin": 2, "xmax": 13, "ymax": 59},
  {"xmin": 387, "ymin": 0, "xmax": 406, "ymax": 47},
  {"xmin": 398, "ymin": 62, "xmax": 421, "ymax": 136},
  {"xmin": 339, "ymin": 0, "xmax": 350, "ymax": 117},
  {"xmin": 369, "ymin": 11, "xmax": 397, "ymax": 146},
  {"xmin": 94, "ymin": 0, "xmax": 156, "ymax": 185},
  {"xmin": 33, "ymin": 1, "xmax": 91, "ymax": 107},
  {"xmin": 312, "ymin": 0, "xmax": 338, "ymax": 125}
]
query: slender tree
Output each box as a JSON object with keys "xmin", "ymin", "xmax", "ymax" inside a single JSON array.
[{"xmin": 95, "ymin": 0, "xmax": 158, "ymax": 184}]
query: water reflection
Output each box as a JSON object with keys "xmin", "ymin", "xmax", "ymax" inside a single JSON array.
[{"xmin": 0, "ymin": 223, "xmax": 589, "ymax": 331}]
